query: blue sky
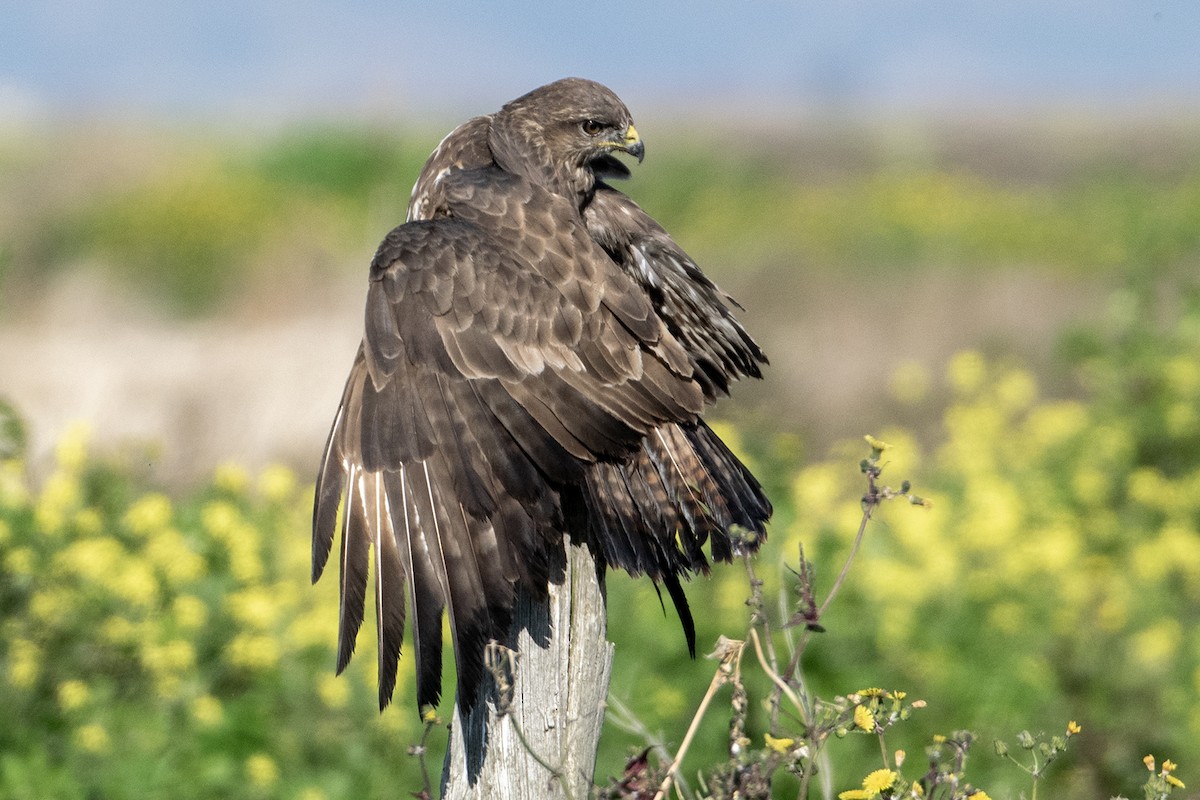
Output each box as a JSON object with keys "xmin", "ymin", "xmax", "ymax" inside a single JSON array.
[{"xmin": 2, "ymin": 1, "xmax": 1198, "ymax": 122}]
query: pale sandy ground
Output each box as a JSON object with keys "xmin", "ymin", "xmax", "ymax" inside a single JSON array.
[{"xmin": 0, "ymin": 266, "xmax": 1104, "ymax": 487}]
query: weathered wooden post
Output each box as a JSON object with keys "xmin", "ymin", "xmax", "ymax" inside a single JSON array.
[{"xmin": 441, "ymin": 540, "xmax": 614, "ymax": 798}]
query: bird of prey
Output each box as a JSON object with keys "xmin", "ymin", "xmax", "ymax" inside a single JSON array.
[{"xmin": 312, "ymin": 78, "xmax": 771, "ymax": 716}]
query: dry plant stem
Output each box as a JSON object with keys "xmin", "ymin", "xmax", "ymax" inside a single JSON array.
[
  {"xmin": 748, "ymin": 627, "xmax": 806, "ymax": 719},
  {"xmin": 818, "ymin": 499, "xmax": 875, "ymax": 620},
  {"xmin": 743, "ymin": 557, "xmax": 781, "ymax": 670},
  {"xmin": 605, "ymin": 695, "xmax": 693, "ymax": 799},
  {"xmin": 782, "ymin": 491, "xmax": 877, "ymax": 686},
  {"xmin": 652, "ymin": 664, "xmax": 730, "ymax": 800}
]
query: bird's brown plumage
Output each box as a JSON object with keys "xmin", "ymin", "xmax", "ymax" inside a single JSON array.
[{"xmin": 312, "ymin": 77, "xmax": 771, "ymax": 714}]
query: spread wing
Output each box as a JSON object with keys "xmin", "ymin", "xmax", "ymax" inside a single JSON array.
[
  {"xmin": 313, "ymin": 170, "xmax": 714, "ymax": 711},
  {"xmin": 315, "ymin": 101, "xmax": 772, "ymax": 716}
]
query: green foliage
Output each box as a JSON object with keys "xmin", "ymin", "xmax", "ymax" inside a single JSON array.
[
  {"xmin": 74, "ymin": 164, "xmax": 282, "ymax": 313},
  {"xmin": 0, "ymin": 424, "xmax": 433, "ymax": 800},
  {"xmin": 7, "ymin": 126, "xmax": 1200, "ymax": 314}
]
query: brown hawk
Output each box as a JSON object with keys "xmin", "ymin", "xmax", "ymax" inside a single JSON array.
[{"xmin": 312, "ymin": 77, "xmax": 771, "ymax": 715}]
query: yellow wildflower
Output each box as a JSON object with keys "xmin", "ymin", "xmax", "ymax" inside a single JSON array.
[
  {"xmin": 5, "ymin": 546, "xmax": 35, "ymax": 576},
  {"xmin": 764, "ymin": 733, "xmax": 795, "ymax": 754},
  {"xmin": 1166, "ymin": 775, "xmax": 1185, "ymax": 788},
  {"xmin": 257, "ymin": 464, "xmax": 298, "ymax": 503},
  {"xmin": 57, "ymin": 680, "xmax": 90, "ymax": 712},
  {"xmin": 8, "ymin": 639, "xmax": 40, "ymax": 689},
  {"xmin": 122, "ymin": 493, "xmax": 173, "ymax": 537},
  {"xmin": 227, "ymin": 587, "xmax": 282, "ymax": 631},
  {"xmin": 213, "ymin": 462, "xmax": 250, "ymax": 494},
  {"xmin": 1163, "ymin": 760, "xmax": 1177, "ymax": 773},
  {"xmin": 55, "ymin": 422, "xmax": 91, "ymax": 472},
  {"xmin": 864, "ymin": 435, "xmax": 891, "ymax": 452},
  {"xmin": 75, "ymin": 723, "xmax": 111, "ymax": 754},
  {"xmin": 245, "ymin": 753, "xmax": 280, "ymax": 789},
  {"xmin": 854, "ymin": 703, "xmax": 876, "ymax": 732},
  {"xmin": 969, "ymin": 792, "xmax": 993, "ymax": 800},
  {"xmin": 862, "ymin": 769, "xmax": 897, "ymax": 794},
  {"xmin": 1066, "ymin": 720, "xmax": 1082, "ymax": 736},
  {"xmin": 317, "ymin": 673, "xmax": 349, "ymax": 709},
  {"xmin": 172, "ymin": 595, "xmax": 209, "ymax": 630},
  {"xmin": 227, "ymin": 633, "xmax": 280, "ymax": 671},
  {"xmin": 190, "ymin": 695, "xmax": 224, "ymax": 727},
  {"xmin": 1145, "ymin": 755, "xmax": 1157, "ymax": 772}
]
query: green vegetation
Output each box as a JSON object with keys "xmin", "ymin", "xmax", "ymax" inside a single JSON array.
[
  {"xmin": 4, "ymin": 124, "xmax": 1200, "ymax": 313},
  {"xmin": 2, "ymin": 283, "xmax": 1199, "ymax": 798}
]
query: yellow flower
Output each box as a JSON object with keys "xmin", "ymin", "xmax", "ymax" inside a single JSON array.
[
  {"xmin": 1145, "ymin": 755, "xmax": 1157, "ymax": 772},
  {"xmin": 257, "ymin": 464, "xmax": 298, "ymax": 503},
  {"xmin": 8, "ymin": 639, "xmax": 40, "ymax": 689},
  {"xmin": 1162, "ymin": 759, "xmax": 1178, "ymax": 773},
  {"xmin": 172, "ymin": 595, "xmax": 209, "ymax": 630},
  {"xmin": 764, "ymin": 733, "xmax": 795, "ymax": 754},
  {"xmin": 57, "ymin": 680, "xmax": 90, "ymax": 712},
  {"xmin": 317, "ymin": 673, "xmax": 349, "ymax": 709},
  {"xmin": 227, "ymin": 633, "xmax": 280, "ymax": 671},
  {"xmin": 854, "ymin": 703, "xmax": 876, "ymax": 732},
  {"xmin": 55, "ymin": 421, "xmax": 91, "ymax": 473},
  {"xmin": 5, "ymin": 546, "xmax": 35, "ymax": 577},
  {"xmin": 190, "ymin": 695, "xmax": 224, "ymax": 727},
  {"xmin": 75, "ymin": 723, "xmax": 111, "ymax": 754},
  {"xmin": 245, "ymin": 753, "xmax": 279, "ymax": 789},
  {"xmin": 864, "ymin": 435, "xmax": 891, "ymax": 452},
  {"xmin": 1066, "ymin": 720, "xmax": 1082, "ymax": 736},
  {"xmin": 122, "ymin": 493, "xmax": 173, "ymax": 537},
  {"xmin": 1166, "ymin": 775, "xmax": 1185, "ymax": 788},
  {"xmin": 862, "ymin": 769, "xmax": 897, "ymax": 794},
  {"xmin": 227, "ymin": 587, "xmax": 282, "ymax": 631},
  {"xmin": 969, "ymin": 792, "xmax": 993, "ymax": 800},
  {"xmin": 213, "ymin": 462, "xmax": 250, "ymax": 494}
]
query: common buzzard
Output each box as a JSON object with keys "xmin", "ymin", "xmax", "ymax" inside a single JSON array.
[{"xmin": 312, "ymin": 78, "xmax": 771, "ymax": 715}]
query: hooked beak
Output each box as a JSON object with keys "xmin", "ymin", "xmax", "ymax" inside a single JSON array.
[{"xmin": 613, "ymin": 124, "xmax": 644, "ymax": 163}]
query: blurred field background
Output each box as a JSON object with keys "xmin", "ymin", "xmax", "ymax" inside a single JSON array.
[{"xmin": 3, "ymin": 4, "xmax": 1200, "ymax": 799}]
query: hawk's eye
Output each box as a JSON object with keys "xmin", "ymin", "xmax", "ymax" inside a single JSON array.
[{"xmin": 580, "ymin": 119, "xmax": 606, "ymax": 136}]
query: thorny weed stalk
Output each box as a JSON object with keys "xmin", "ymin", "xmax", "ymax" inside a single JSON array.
[{"xmin": 604, "ymin": 435, "xmax": 936, "ymax": 800}]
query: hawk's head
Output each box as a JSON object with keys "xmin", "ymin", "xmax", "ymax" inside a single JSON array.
[{"xmin": 490, "ymin": 77, "xmax": 644, "ymax": 196}]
